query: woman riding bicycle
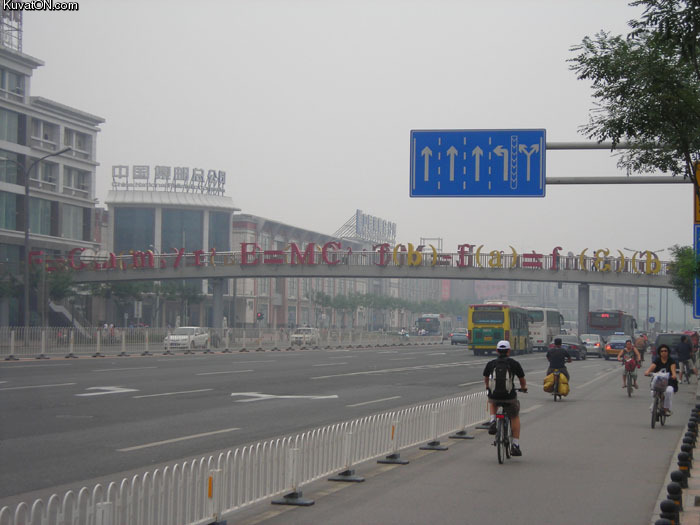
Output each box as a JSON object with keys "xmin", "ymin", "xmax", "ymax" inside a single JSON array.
[
  {"xmin": 617, "ymin": 339, "xmax": 641, "ymax": 389},
  {"xmin": 644, "ymin": 344, "xmax": 677, "ymax": 416}
]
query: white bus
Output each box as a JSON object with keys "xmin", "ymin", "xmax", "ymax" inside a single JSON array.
[{"xmin": 524, "ymin": 307, "xmax": 565, "ymax": 352}]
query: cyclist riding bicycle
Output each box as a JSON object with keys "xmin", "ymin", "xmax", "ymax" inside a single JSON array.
[
  {"xmin": 546, "ymin": 337, "xmax": 572, "ymax": 381},
  {"xmin": 676, "ymin": 335, "xmax": 697, "ymax": 382},
  {"xmin": 483, "ymin": 340, "xmax": 527, "ymax": 457},
  {"xmin": 644, "ymin": 344, "xmax": 677, "ymax": 416},
  {"xmin": 617, "ymin": 339, "xmax": 641, "ymax": 389}
]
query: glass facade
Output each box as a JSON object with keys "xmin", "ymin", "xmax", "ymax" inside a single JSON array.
[
  {"xmin": 114, "ymin": 207, "xmax": 154, "ymax": 253},
  {"xmin": 29, "ymin": 197, "xmax": 51, "ymax": 235},
  {"xmin": 0, "ymin": 108, "xmax": 19, "ymax": 143},
  {"xmin": 162, "ymin": 209, "xmax": 202, "ymax": 253},
  {"xmin": 61, "ymin": 203, "xmax": 84, "ymax": 240},
  {"xmin": 208, "ymin": 211, "xmax": 230, "ymax": 251},
  {"xmin": 0, "ymin": 149, "xmax": 19, "ymax": 183},
  {"xmin": 0, "ymin": 191, "xmax": 16, "ymax": 229}
]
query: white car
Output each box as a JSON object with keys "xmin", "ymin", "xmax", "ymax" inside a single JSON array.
[
  {"xmin": 291, "ymin": 327, "xmax": 320, "ymax": 346},
  {"xmin": 164, "ymin": 326, "xmax": 209, "ymax": 350}
]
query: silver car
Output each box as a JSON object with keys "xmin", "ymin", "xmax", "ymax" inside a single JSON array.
[
  {"xmin": 580, "ymin": 333, "xmax": 605, "ymax": 358},
  {"xmin": 163, "ymin": 326, "xmax": 209, "ymax": 350}
]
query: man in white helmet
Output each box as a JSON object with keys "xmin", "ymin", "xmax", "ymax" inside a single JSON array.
[{"xmin": 482, "ymin": 340, "xmax": 528, "ymax": 456}]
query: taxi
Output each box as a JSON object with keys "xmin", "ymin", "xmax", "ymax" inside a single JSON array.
[{"xmin": 604, "ymin": 332, "xmax": 629, "ymax": 360}]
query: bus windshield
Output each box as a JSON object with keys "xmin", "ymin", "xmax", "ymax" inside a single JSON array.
[
  {"xmin": 472, "ymin": 310, "xmax": 505, "ymax": 324},
  {"xmin": 527, "ymin": 310, "xmax": 544, "ymax": 323}
]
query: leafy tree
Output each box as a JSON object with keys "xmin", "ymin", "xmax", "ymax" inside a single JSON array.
[
  {"xmin": 569, "ymin": 0, "xmax": 700, "ymax": 198},
  {"xmin": 668, "ymin": 244, "xmax": 700, "ymax": 304}
]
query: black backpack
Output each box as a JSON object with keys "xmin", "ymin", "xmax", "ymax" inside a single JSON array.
[{"xmin": 489, "ymin": 359, "xmax": 514, "ymax": 397}]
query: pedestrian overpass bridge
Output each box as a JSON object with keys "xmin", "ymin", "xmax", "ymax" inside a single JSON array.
[
  {"xmin": 34, "ymin": 244, "xmax": 671, "ymax": 331},
  {"xmin": 60, "ymin": 245, "xmax": 671, "ymax": 288}
]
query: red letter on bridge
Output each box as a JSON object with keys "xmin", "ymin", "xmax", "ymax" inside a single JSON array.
[
  {"xmin": 290, "ymin": 243, "xmax": 316, "ymax": 265},
  {"xmin": 457, "ymin": 244, "xmax": 475, "ymax": 267},
  {"xmin": 322, "ymin": 242, "xmax": 341, "ymax": 265},
  {"xmin": 241, "ymin": 243, "xmax": 261, "ymax": 265}
]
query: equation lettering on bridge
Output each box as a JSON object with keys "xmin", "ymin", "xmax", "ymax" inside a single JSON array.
[{"xmin": 27, "ymin": 243, "xmax": 665, "ymax": 276}]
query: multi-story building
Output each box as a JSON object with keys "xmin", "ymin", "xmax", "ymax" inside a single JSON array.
[{"xmin": 0, "ymin": 11, "xmax": 104, "ymax": 326}]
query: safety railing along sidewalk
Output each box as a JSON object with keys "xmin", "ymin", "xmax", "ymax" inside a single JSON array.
[
  {"xmin": 0, "ymin": 391, "xmax": 487, "ymax": 525},
  {"xmin": 0, "ymin": 327, "xmax": 441, "ymax": 360}
]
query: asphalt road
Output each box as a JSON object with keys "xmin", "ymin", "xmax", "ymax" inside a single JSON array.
[{"xmin": 0, "ymin": 344, "xmax": 693, "ymax": 522}]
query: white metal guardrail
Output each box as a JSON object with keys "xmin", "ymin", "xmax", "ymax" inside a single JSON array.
[
  {"xmin": 0, "ymin": 327, "xmax": 442, "ymax": 360},
  {"xmin": 0, "ymin": 391, "xmax": 487, "ymax": 525}
]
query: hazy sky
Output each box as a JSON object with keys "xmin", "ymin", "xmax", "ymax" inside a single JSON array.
[{"xmin": 23, "ymin": 0, "xmax": 692, "ymax": 258}]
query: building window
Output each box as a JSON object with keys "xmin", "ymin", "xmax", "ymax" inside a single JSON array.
[
  {"xmin": 61, "ymin": 204, "xmax": 83, "ymax": 240},
  {"xmin": 0, "ymin": 108, "xmax": 19, "ymax": 143},
  {"xmin": 0, "ymin": 67, "xmax": 24, "ymax": 101},
  {"xmin": 288, "ymin": 278, "xmax": 298, "ymax": 299},
  {"xmin": 64, "ymin": 166, "xmax": 89, "ymax": 191},
  {"xmin": 37, "ymin": 161, "xmax": 57, "ymax": 185},
  {"xmin": 64, "ymin": 128, "xmax": 91, "ymax": 159},
  {"xmin": 29, "ymin": 197, "xmax": 51, "ymax": 235},
  {"xmin": 0, "ymin": 191, "xmax": 16, "ymax": 229},
  {"xmin": 30, "ymin": 119, "xmax": 59, "ymax": 151},
  {"xmin": 0, "ymin": 149, "xmax": 19, "ymax": 184}
]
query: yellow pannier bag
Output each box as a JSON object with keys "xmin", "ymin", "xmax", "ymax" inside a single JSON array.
[
  {"xmin": 558, "ymin": 373, "xmax": 570, "ymax": 396},
  {"xmin": 543, "ymin": 373, "xmax": 555, "ymax": 393}
]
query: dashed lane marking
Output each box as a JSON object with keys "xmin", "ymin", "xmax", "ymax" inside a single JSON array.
[
  {"xmin": 347, "ymin": 396, "xmax": 401, "ymax": 407},
  {"xmin": 117, "ymin": 427, "xmax": 239, "ymax": 452},
  {"xmin": 133, "ymin": 389, "xmax": 213, "ymax": 398},
  {"xmin": 196, "ymin": 370, "xmax": 253, "ymax": 376},
  {"xmin": 0, "ymin": 382, "xmax": 76, "ymax": 391}
]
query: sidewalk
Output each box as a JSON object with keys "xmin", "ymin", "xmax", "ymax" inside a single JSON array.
[
  {"xmin": 226, "ymin": 380, "xmax": 700, "ymax": 525},
  {"xmin": 652, "ymin": 379, "xmax": 700, "ymax": 525}
]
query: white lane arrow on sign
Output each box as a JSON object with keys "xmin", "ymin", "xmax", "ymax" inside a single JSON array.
[
  {"xmin": 230, "ymin": 392, "xmax": 339, "ymax": 403},
  {"xmin": 76, "ymin": 386, "xmax": 139, "ymax": 397}
]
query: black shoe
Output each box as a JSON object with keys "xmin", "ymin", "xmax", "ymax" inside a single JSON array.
[
  {"xmin": 488, "ymin": 421, "xmax": 497, "ymax": 435},
  {"xmin": 510, "ymin": 444, "xmax": 522, "ymax": 456}
]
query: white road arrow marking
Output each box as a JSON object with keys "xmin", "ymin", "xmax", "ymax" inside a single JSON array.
[
  {"xmin": 471, "ymin": 146, "xmax": 483, "ymax": 182},
  {"xmin": 230, "ymin": 392, "xmax": 339, "ymax": 403},
  {"xmin": 493, "ymin": 145, "xmax": 508, "ymax": 181},
  {"xmin": 446, "ymin": 146, "xmax": 458, "ymax": 181},
  {"xmin": 76, "ymin": 386, "xmax": 139, "ymax": 397},
  {"xmin": 421, "ymin": 146, "xmax": 432, "ymax": 182}
]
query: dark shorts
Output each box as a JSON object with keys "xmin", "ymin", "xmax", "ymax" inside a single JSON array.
[{"xmin": 489, "ymin": 398, "xmax": 520, "ymax": 418}]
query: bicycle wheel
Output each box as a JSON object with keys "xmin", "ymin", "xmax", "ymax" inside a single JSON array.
[
  {"xmin": 660, "ymin": 396, "xmax": 667, "ymax": 426},
  {"xmin": 553, "ymin": 376, "xmax": 559, "ymax": 402},
  {"xmin": 496, "ymin": 419, "xmax": 505, "ymax": 464},
  {"xmin": 651, "ymin": 396, "xmax": 658, "ymax": 429},
  {"xmin": 505, "ymin": 417, "xmax": 512, "ymax": 459},
  {"xmin": 627, "ymin": 372, "xmax": 633, "ymax": 397}
]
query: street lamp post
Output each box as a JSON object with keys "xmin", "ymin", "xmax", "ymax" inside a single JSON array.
[{"xmin": 13, "ymin": 147, "xmax": 72, "ymax": 334}]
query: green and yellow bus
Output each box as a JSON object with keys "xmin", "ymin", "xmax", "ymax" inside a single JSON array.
[{"xmin": 468, "ymin": 303, "xmax": 532, "ymax": 356}]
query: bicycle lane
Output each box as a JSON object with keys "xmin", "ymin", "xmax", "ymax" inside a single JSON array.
[{"xmin": 231, "ymin": 360, "xmax": 690, "ymax": 525}]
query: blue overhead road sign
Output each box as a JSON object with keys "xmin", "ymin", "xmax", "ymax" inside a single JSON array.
[{"xmin": 410, "ymin": 129, "xmax": 546, "ymax": 197}]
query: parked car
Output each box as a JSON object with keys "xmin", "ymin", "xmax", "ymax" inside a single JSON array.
[
  {"xmin": 163, "ymin": 326, "xmax": 209, "ymax": 350},
  {"xmin": 291, "ymin": 327, "xmax": 320, "ymax": 346},
  {"xmin": 450, "ymin": 328, "xmax": 469, "ymax": 346},
  {"xmin": 650, "ymin": 332, "xmax": 686, "ymax": 360},
  {"xmin": 603, "ymin": 333, "xmax": 629, "ymax": 360},
  {"xmin": 550, "ymin": 334, "xmax": 586, "ymax": 360},
  {"xmin": 580, "ymin": 333, "xmax": 605, "ymax": 358}
]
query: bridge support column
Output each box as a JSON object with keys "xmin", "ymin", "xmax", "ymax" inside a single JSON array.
[
  {"xmin": 212, "ymin": 278, "xmax": 224, "ymax": 330},
  {"xmin": 578, "ymin": 283, "xmax": 589, "ymax": 335}
]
